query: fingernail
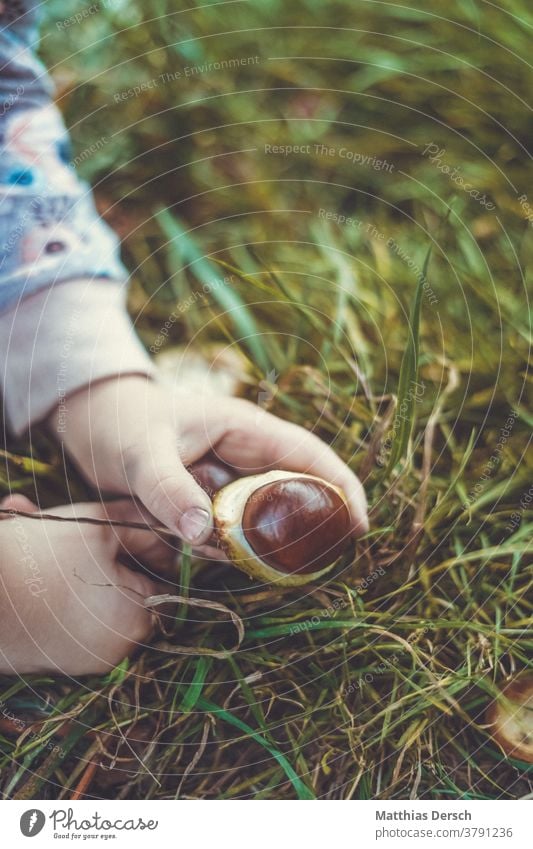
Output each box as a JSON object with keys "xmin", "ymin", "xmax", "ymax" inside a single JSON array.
[{"xmin": 178, "ymin": 507, "xmax": 212, "ymax": 544}]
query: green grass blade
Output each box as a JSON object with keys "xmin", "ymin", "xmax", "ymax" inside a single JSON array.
[
  {"xmin": 156, "ymin": 209, "xmax": 269, "ymax": 372},
  {"xmin": 198, "ymin": 697, "xmax": 315, "ymax": 799},
  {"xmin": 385, "ymin": 243, "xmax": 433, "ymax": 474},
  {"xmin": 180, "ymin": 657, "xmax": 212, "ymax": 713},
  {"xmin": 177, "ymin": 543, "xmax": 192, "ymax": 624}
]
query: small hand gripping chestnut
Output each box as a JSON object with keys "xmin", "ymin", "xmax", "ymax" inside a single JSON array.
[{"xmin": 190, "ymin": 456, "xmax": 352, "ymax": 586}]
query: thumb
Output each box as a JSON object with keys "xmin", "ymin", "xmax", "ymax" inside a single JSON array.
[
  {"xmin": 124, "ymin": 429, "xmax": 214, "ymax": 545},
  {"xmin": 0, "ymin": 494, "xmax": 40, "ymax": 515}
]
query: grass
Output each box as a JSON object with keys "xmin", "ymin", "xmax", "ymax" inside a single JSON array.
[{"xmin": 0, "ymin": 0, "xmax": 531, "ymax": 799}]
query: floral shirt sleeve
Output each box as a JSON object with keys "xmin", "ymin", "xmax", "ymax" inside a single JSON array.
[
  {"xmin": 0, "ymin": 0, "xmax": 127, "ymax": 312},
  {"xmin": 0, "ymin": 1, "xmax": 154, "ymax": 435}
]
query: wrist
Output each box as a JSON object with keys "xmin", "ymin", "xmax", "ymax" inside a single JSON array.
[{"xmin": 1, "ymin": 279, "xmax": 156, "ymax": 436}]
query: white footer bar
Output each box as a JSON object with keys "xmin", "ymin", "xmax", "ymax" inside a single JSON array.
[{"xmin": 2, "ymin": 799, "xmax": 530, "ymax": 849}]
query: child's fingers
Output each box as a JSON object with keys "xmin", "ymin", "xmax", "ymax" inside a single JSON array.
[
  {"xmin": 101, "ymin": 500, "xmax": 179, "ymax": 583},
  {"xmin": 123, "ymin": 426, "xmax": 214, "ymax": 544},
  {"xmin": 101, "ymin": 500, "xmax": 176, "ymax": 561},
  {"xmin": 62, "ymin": 560, "xmax": 158, "ymax": 675},
  {"xmin": 0, "ymin": 503, "xmax": 161, "ymax": 676},
  {"xmin": 192, "ymin": 542, "xmax": 229, "ymax": 562},
  {"xmin": 33, "ymin": 500, "xmax": 178, "ymax": 578},
  {"xmin": 3, "ymin": 499, "xmax": 177, "ymax": 577},
  {"xmin": 0, "ymin": 494, "xmax": 40, "ymax": 515},
  {"xmin": 216, "ymin": 403, "xmax": 369, "ymax": 536}
]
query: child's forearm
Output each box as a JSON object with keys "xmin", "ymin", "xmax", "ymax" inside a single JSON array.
[{"xmin": 0, "ymin": 279, "xmax": 155, "ymax": 434}]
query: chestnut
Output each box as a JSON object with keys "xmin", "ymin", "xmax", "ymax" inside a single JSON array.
[
  {"xmin": 190, "ymin": 452, "xmax": 239, "ymax": 498},
  {"xmin": 485, "ymin": 674, "xmax": 533, "ymax": 763},
  {"xmin": 213, "ymin": 470, "xmax": 352, "ymax": 586}
]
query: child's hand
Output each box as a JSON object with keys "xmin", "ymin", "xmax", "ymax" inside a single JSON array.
[
  {"xmin": 50, "ymin": 376, "xmax": 368, "ymax": 547},
  {"xmin": 0, "ymin": 495, "xmax": 175, "ymax": 675}
]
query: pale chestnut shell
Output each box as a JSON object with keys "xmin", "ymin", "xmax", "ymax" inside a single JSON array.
[{"xmin": 486, "ymin": 675, "xmax": 533, "ymax": 763}]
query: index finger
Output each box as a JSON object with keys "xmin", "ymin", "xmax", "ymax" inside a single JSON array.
[{"xmin": 216, "ymin": 404, "xmax": 369, "ymax": 536}]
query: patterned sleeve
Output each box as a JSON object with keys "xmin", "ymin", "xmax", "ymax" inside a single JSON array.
[
  {"xmin": 0, "ymin": 1, "xmax": 155, "ymax": 435},
  {"xmin": 0, "ymin": 0, "xmax": 127, "ymax": 312}
]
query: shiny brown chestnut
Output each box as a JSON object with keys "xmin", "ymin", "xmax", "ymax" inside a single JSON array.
[
  {"xmin": 213, "ymin": 470, "xmax": 352, "ymax": 586},
  {"xmin": 485, "ymin": 674, "xmax": 533, "ymax": 763}
]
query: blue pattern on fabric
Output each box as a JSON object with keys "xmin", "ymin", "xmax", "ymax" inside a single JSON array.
[{"xmin": 0, "ymin": 1, "xmax": 127, "ymax": 311}]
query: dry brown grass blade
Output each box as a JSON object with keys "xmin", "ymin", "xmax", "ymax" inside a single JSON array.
[
  {"xmin": 0, "ymin": 507, "xmax": 174, "ymax": 537},
  {"xmin": 145, "ymin": 593, "xmax": 245, "ymax": 658}
]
